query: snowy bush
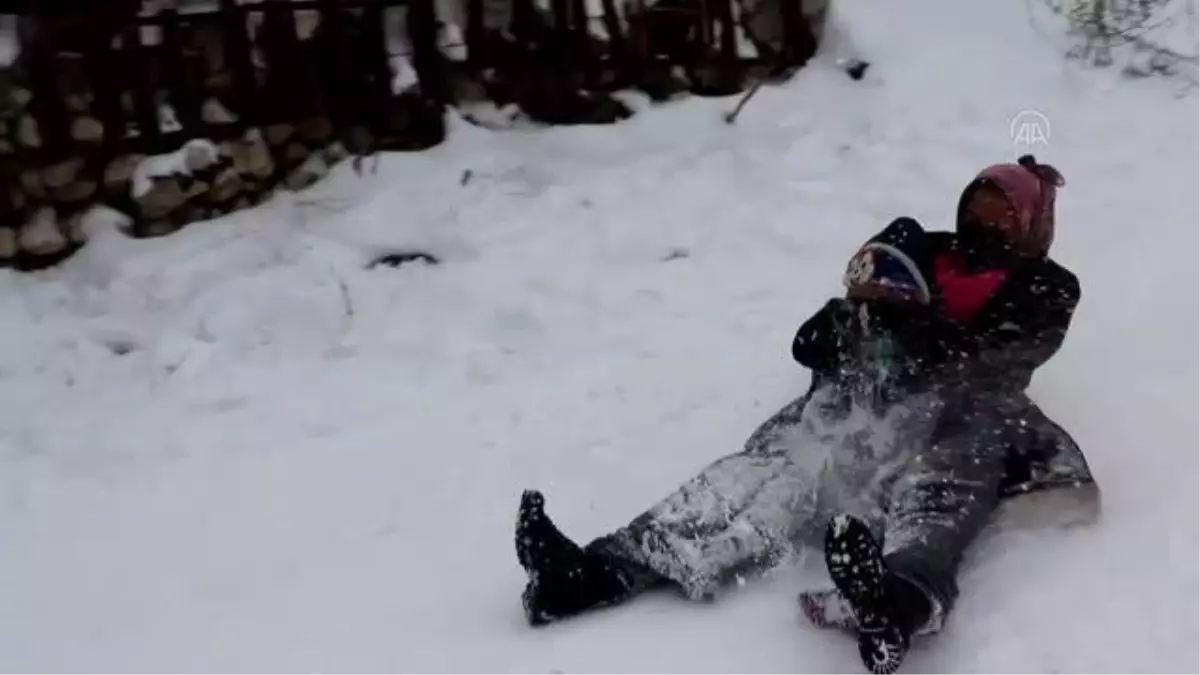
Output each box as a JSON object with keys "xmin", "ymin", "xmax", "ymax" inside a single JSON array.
[
  {"xmin": 1067, "ymin": 0, "xmax": 1176, "ymax": 36},
  {"xmin": 1036, "ymin": 0, "xmax": 1198, "ymax": 77}
]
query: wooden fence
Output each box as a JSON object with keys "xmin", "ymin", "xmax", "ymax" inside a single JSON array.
[
  {"xmin": 0, "ymin": 0, "xmax": 816, "ymax": 269},
  {"xmin": 9, "ymin": 0, "xmax": 442, "ymax": 162},
  {"xmin": 5, "ymin": 0, "xmax": 815, "ymax": 159}
]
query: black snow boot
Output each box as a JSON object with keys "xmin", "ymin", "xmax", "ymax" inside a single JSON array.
[
  {"xmin": 516, "ymin": 490, "xmax": 645, "ymax": 626},
  {"xmin": 823, "ymin": 514, "xmax": 931, "ymax": 674}
]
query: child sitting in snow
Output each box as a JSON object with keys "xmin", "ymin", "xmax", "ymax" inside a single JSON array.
[{"xmin": 514, "ymin": 155, "xmax": 1097, "ymax": 675}]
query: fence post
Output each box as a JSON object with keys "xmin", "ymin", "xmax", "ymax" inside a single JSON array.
[
  {"xmin": 551, "ymin": 0, "xmax": 571, "ymax": 72},
  {"xmin": 360, "ymin": 2, "xmax": 393, "ymax": 132},
  {"xmin": 317, "ymin": 0, "xmax": 351, "ymax": 127},
  {"xmin": 715, "ymin": 0, "xmax": 735, "ymax": 63},
  {"xmin": 121, "ymin": 23, "xmax": 161, "ymax": 152},
  {"xmin": 571, "ymin": 0, "xmax": 592, "ymax": 80},
  {"xmin": 24, "ymin": 8, "xmax": 71, "ymax": 160},
  {"xmin": 160, "ymin": 8, "xmax": 203, "ymax": 135},
  {"xmin": 220, "ymin": 0, "xmax": 257, "ymax": 127},
  {"xmin": 80, "ymin": 23, "xmax": 123, "ymax": 157},
  {"xmin": 260, "ymin": 0, "xmax": 317, "ymax": 124},
  {"xmin": 695, "ymin": 0, "xmax": 713, "ymax": 67},
  {"xmin": 408, "ymin": 0, "xmax": 448, "ymax": 103},
  {"xmin": 465, "ymin": 0, "xmax": 486, "ymax": 74},
  {"xmin": 779, "ymin": 0, "xmax": 803, "ymax": 66},
  {"xmin": 599, "ymin": 0, "xmax": 626, "ymax": 70},
  {"xmin": 510, "ymin": 0, "xmax": 538, "ymax": 48}
]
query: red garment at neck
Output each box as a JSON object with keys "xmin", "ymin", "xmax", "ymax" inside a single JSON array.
[{"xmin": 934, "ymin": 252, "xmax": 1008, "ymax": 323}]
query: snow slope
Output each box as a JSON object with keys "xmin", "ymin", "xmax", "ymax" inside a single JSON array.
[{"xmin": 1, "ymin": 0, "xmax": 1196, "ymax": 672}]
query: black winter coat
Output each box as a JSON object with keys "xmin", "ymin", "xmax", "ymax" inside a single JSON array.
[
  {"xmin": 790, "ymin": 222, "xmax": 1095, "ymax": 502},
  {"xmin": 920, "ymin": 232, "xmax": 1081, "ymax": 394},
  {"xmin": 792, "ymin": 229, "xmax": 1081, "ymax": 399}
]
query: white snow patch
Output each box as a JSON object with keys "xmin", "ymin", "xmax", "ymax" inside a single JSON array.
[
  {"xmin": 159, "ymin": 103, "xmax": 183, "ymax": 134},
  {"xmin": 390, "ymin": 55, "xmax": 421, "ymax": 94},
  {"xmin": 131, "ymin": 139, "xmax": 221, "ymax": 199},
  {"xmin": 17, "ymin": 207, "xmax": 65, "ymax": 255}
]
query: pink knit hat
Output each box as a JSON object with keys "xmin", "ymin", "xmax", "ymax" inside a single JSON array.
[{"xmin": 960, "ymin": 154, "xmax": 1066, "ymax": 258}]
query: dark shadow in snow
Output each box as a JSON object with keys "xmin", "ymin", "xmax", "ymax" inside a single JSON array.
[
  {"xmin": 10, "ymin": 244, "xmax": 85, "ymax": 273},
  {"xmin": 367, "ymin": 251, "xmax": 441, "ymax": 269},
  {"xmin": 103, "ymin": 339, "xmax": 138, "ymax": 356}
]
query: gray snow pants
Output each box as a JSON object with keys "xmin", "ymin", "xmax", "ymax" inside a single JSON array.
[
  {"xmin": 589, "ymin": 385, "xmax": 947, "ymax": 602},
  {"xmin": 881, "ymin": 393, "xmax": 1093, "ymax": 633},
  {"xmin": 878, "ymin": 407, "xmax": 1010, "ymax": 633},
  {"xmin": 589, "ymin": 386, "xmax": 1075, "ymax": 633}
]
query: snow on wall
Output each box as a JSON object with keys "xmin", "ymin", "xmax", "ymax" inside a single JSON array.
[{"xmin": 131, "ymin": 138, "xmax": 220, "ymax": 199}]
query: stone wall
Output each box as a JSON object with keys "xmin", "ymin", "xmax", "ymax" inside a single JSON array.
[{"xmin": 0, "ymin": 69, "xmax": 445, "ymax": 272}]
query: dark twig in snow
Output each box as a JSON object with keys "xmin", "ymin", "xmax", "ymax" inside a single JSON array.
[
  {"xmin": 336, "ymin": 275, "xmax": 355, "ymax": 320},
  {"xmin": 724, "ymin": 79, "xmax": 764, "ymax": 124}
]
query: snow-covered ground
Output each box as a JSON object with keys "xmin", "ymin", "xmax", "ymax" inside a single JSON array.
[{"xmin": 1, "ymin": 0, "xmax": 1196, "ymax": 672}]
